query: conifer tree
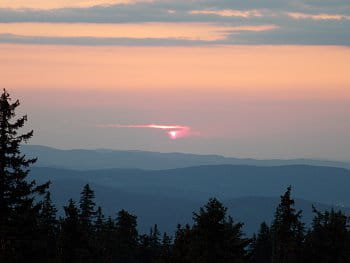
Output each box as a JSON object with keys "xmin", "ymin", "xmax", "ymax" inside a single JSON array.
[
  {"xmin": 139, "ymin": 233, "xmax": 153, "ymax": 263},
  {"xmin": 39, "ymin": 192, "xmax": 58, "ymax": 261},
  {"xmin": 79, "ymin": 184, "xmax": 96, "ymax": 231},
  {"xmin": 304, "ymin": 207, "xmax": 350, "ymax": 263},
  {"xmin": 157, "ymin": 232, "xmax": 172, "ymax": 263},
  {"xmin": 249, "ymin": 222, "xmax": 272, "ymax": 263},
  {"xmin": 99, "ymin": 216, "xmax": 118, "ymax": 263},
  {"xmin": 141, "ymin": 224, "xmax": 162, "ymax": 263},
  {"xmin": 150, "ymin": 224, "xmax": 161, "ymax": 249},
  {"xmin": 94, "ymin": 206, "xmax": 104, "ymax": 233},
  {"xmin": 59, "ymin": 199, "xmax": 85, "ymax": 263},
  {"xmin": 105, "ymin": 216, "xmax": 115, "ymax": 230},
  {"xmin": 271, "ymin": 186, "xmax": 304, "ymax": 263},
  {"xmin": 39, "ymin": 192, "xmax": 58, "ymax": 234},
  {"xmin": 91, "ymin": 206, "xmax": 106, "ymax": 262},
  {"xmin": 173, "ymin": 224, "xmax": 192, "ymax": 263},
  {"xmin": 115, "ymin": 209, "xmax": 138, "ymax": 263},
  {"xmin": 0, "ymin": 89, "xmax": 49, "ymax": 261},
  {"xmin": 190, "ymin": 198, "xmax": 248, "ymax": 263}
]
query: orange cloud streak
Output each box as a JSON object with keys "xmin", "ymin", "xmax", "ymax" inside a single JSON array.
[
  {"xmin": 0, "ymin": 23, "xmax": 278, "ymax": 41},
  {"xmin": 0, "ymin": 0, "xmax": 152, "ymax": 9},
  {"xmin": 190, "ymin": 9, "xmax": 263, "ymax": 18},
  {"xmin": 287, "ymin": 12, "xmax": 350, "ymax": 21}
]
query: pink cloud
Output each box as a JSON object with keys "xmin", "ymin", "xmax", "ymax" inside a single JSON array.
[
  {"xmin": 190, "ymin": 9, "xmax": 263, "ymax": 18},
  {"xmin": 287, "ymin": 12, "xmax": 350, "ymax": 21}
]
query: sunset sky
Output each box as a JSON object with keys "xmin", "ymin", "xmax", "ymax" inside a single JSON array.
[{"xmin": 1, "ymin": 0, "xmax": 350, "ymax": 160}]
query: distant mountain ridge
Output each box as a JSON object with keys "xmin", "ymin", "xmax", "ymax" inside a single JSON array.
[
  {"xmin": 24, "ymin": 145, "xmax": 350, "ymax": 234},
  {"xmin": 29, "ymin": 164, "xmax": 350, "ymax": 206},
  {"xmin": 29, "ymin": 165, "xmax": 350, "ymax": 234},
  {"xmin": 22, "ymin": 145, "xmax": 350, "ymax": 170}
]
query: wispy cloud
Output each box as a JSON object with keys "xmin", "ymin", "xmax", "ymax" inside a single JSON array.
[
  {"xmin": 0, "ymin": 23, "xmax": 278, "ymax": 42},
  {"xmin": 0, "ymin": 0, "xmax": 153, "ymax": 9},
  {"xmin": 0, "ymin": 0, "xmax": 349, "ymax": 45},
  {"xmin": 287, "ymin": 12, "xmax": 350, "ymax": 21},
  {"xmin": 190, "ymin": 9, "xmax": 263, "ymax": 18}
]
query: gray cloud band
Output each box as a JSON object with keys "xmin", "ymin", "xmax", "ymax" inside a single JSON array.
[{"xmin": 0, "ymin": 0, "xmax": 349, "ymax": 45}]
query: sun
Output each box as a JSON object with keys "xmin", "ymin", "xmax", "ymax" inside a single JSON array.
[{"xmin": 168, "ymin": 130, "xmax": 178, "ymax": 139}]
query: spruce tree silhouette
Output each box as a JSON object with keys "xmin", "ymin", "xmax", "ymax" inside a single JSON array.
[
  {"xmin": 115, "ymin": 209, "xmax": 138, "ymax": 263},
  {"xmin": 59, "ymin": 199, "xmax": 85, "ymax": 263},
  {"xmin": 271, "ymin": 186, "xmax": 305, "ymax": 263},
  {"xmin": 249, "ymin": 222, "xmax": 272, "ymax": 263},
  {"xmin": 304, "ymin": 207, "xmax": 350, "ymax": 263},
  {"xmin": 94, "ymin": 206, "xmax": 104, "ymax": 233},
  {"xmin": 186, "ymin": 198, "xmax": 248, "ymax": 263},
  {"xmin": 38, "ymin": 192, "xmax": 58, "ymax": 261},
  {"xmin": 79, "ymin": 184, "xmax": 96, "ymax": 232},
  {"xmin": 158, "ymin": 232, "xmax": 172, "ymax": 263},
  {"xmin": 0, "ymin": 89, "xmax": 49, "ymax": 262}
]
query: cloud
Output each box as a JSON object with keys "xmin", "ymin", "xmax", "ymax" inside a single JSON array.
[
  {"xmin": 0, "ymin": 34, "xmax": 213, "ymax": 46},
  {"xmin": 0, "ymin": 23, "xmax": 278, "ymax": 42},
  {"xmin": 189, "ymin": 9, "xmax": 263, "ymax": 18},
  {"xmin": 287, "ymin": 12, "xmax": 350, "ymax": 21},
  {"xmin": 0, "ymin": 0, "xmax": 153, "ymax": 9},
  {"xmin": 0, "ymin": 0, "xmax": 349, "ymax": 45}
]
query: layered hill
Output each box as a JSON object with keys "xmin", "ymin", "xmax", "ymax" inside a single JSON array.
[
  {"xmin": 29, "ymin": 164, "xmax": 350, "ymax": 234},
  {"xmin": 22, "ymin": 145, "xmax": 350, "ymax": 170}
]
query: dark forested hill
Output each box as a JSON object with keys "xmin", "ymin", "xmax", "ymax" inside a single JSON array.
[
  {"xmin": 22, "ymin": 145, "xmax": 350, "ymax": 170},
  {"xmin": 29, "ymin": 164, "xmax": 350, "ymax": 234}
]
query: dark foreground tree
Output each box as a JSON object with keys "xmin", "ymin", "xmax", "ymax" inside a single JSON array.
[
  {"xmin": 304, "ymin": 207, "xmax": 350, "ymax": 263},
  {"xmin": 115, "ymin": 209, "xmax": 139, "ymax": 263},
  {"xmin": 249, "ymin": 222, "xmax": 272, "ymax": 263},
  {"xmin": 38, "ymin": 192, "xmax": 58, "ymax": 261},
  {"xmin": 79, "ymin": 184, "xmax": 96, "ymax": 232},
  {"xmin": 173, "ymin": 224, "xmax": 192, "ymax": 263},
  {"xmin": 271, "ymin": 186, "xmax": 305, "ymax": 263},
  {"xmin": 157, "ymin": 232, "xmax": 172, "ymax": 263},
  {"xmin": 58, "ymin": 199, "xmax": 86, "ymax": 263},
  {"xmin": 0, "ymin": 89, "xmax": 49, "ymax": 262},
  {"xmin": 173, "ymin": 198, "xmax": 249, "ymax": 263}
]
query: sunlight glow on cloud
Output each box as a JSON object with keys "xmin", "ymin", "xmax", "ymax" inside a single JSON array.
[
  {"xmin": 97, "ymin": 124, "xmax": 193, "ymax": 139},
  {"xmin": 0, "ymin": 23, "xmax": 278, "ymax": 41},
  {"xmin": 0, "ymin": 0, "xmax": 153, "ymax": 10},
  {"xmin": 190, "ymin": 9, "xmax": 263, "ymax": 18},
  {"xmin": 287, "ymin": 12, "xmax": 350, "ymax": 21}
]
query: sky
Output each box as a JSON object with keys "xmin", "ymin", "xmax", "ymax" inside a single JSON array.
[{"xmin": 1, "ymin": 0, "xmax": 350, "ymax": 160}]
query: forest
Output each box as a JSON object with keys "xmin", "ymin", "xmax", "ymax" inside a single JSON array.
[{"xmin": 1, "ymin": 89, "xmax": 350, "ymax": 263}]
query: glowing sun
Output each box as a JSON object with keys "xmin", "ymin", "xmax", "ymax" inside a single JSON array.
[{"xmin": 168, "ymin": 130, "xmax": 178, "ymax": 139}]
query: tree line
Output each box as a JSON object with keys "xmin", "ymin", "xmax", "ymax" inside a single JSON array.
[{"xmin": 1, "ymin": 89, "xmax": 350, "ymax": 263}]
